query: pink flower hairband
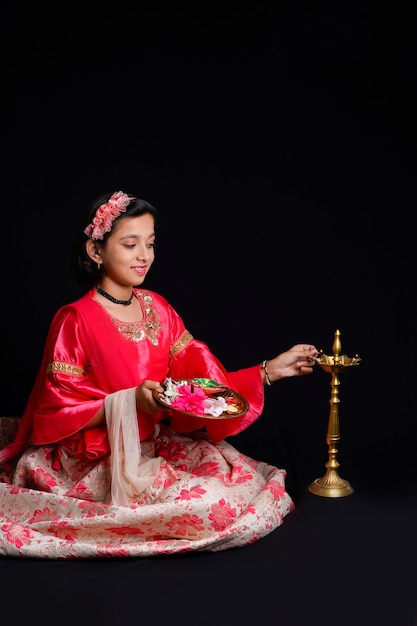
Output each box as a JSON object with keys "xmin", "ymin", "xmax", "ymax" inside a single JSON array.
[{"xmin": 84, "ymin": 191, "xmax": 132, "ymax": 240}]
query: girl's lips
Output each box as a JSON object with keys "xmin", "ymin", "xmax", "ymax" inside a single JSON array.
[{"xmin": 132, "ymin": 266, "xmax": 147, "ymax": 275}]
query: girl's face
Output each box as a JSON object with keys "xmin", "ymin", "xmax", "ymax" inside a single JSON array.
[{"xmin": 97, "ymin": 213, "xmax": 156, "ymax": 288}]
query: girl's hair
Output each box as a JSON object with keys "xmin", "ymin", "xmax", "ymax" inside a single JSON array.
[{"xmin": 70, "ymin": 191, "xmax": 159, "ymax": 287}]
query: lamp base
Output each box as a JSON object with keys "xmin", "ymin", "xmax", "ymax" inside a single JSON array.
[{"xmin": 308, "ymin": 470, "xmax": 354, "ymax": 497}]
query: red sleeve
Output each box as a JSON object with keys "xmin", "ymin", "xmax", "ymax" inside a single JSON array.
[{"xmin": 168, "ymin": 338, "xmax": 264, "ymax": 442}]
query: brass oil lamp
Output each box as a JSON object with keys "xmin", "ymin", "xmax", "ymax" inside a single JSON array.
[{"xmin": 309, "ymin": 329, "xmax": 361, "ymax": 497}]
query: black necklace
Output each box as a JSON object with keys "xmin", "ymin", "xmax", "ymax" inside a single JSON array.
[{"xmin": 96, "ymin": 286, "xmax": 134, "ymax": 306}]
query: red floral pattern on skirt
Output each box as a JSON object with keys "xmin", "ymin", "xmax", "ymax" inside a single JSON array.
[{"xmin": 0, "ymin": 418, "xmax": 294, "ymax": 558}]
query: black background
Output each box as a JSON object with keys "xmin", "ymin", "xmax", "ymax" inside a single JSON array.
[{"xmin": 1, "ymin": 0, "xmax": 416, "ymax": 493}]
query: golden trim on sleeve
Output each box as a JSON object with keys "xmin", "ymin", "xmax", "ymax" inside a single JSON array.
[
  {"xmin": 47, "ymin": 361, "xmax": 84, "ymax": 377},
  {"xmin": 170, "ymin": 330, "xmax": 193, "ymax": 358}
]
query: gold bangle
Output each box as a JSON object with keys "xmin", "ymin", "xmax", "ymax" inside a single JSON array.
[{"xmin": 262, "ymin": 359, "xmax": 273, "ymax": 386}]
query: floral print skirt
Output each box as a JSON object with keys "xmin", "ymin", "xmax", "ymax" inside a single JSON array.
[{"xmin": 0, "ymin": 418, "xmax": 294, "ymax": 558}]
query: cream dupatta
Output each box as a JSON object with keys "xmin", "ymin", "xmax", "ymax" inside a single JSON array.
[{"xmin": 105, "ymin": 388, "xmax": 161, "ymax": 505}]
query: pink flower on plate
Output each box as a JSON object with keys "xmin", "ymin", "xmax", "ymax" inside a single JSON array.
[{"xmin": 171, "ymin": 384, "xmax": 207, "ymax": 415}]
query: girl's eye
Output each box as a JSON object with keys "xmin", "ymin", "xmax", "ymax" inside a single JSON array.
[{"xmin": 123, "ymin": 242, "xmax": 155, "ymax": 249}]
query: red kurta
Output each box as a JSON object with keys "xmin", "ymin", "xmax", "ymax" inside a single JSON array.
[
  {"xmin": 0, "ymin": 288, "xmax": 264, "ymax": 464},
  {"xmin": 0, "ymin": 289, "xmax": 294, "ymax": 558}
]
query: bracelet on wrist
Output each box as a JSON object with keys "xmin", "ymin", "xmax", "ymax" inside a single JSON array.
[{"xmin": 262, "ymin": 359, "xmax": 273, "ymax": 386}]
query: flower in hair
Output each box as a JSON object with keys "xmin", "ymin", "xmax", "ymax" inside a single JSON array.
[{"xmin": 84, "ymin": 191, "xmax": 132, "ymax": 240}]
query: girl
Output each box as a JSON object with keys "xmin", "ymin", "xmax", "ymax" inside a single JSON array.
[{"xmin": 0, "ymin": 190, "xmax": 318, "ymax": 557}]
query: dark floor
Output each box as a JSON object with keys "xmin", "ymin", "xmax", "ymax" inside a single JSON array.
[{"xmin": 1, "ymin": 483, "xmax": 416, "ymax": 626}]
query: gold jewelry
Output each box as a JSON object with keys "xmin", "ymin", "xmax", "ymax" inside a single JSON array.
[{"xmin": 262, "ymin": 359, "xmax": 272, "ymax": 386}]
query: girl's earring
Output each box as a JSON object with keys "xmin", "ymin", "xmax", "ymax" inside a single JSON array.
[{"xmin": 97, "ymin": 263, "xmax": 101, "ymax": 271}]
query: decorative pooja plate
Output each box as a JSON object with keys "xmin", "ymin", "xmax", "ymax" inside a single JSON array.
[{"xmin": 153, "ymin": 377, "xmax": 249, "ymax": 420}]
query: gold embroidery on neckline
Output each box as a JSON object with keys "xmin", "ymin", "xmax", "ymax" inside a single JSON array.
[{"xmin": 99, "ymin": 290, "xmax": 162, "ymax": 344}]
